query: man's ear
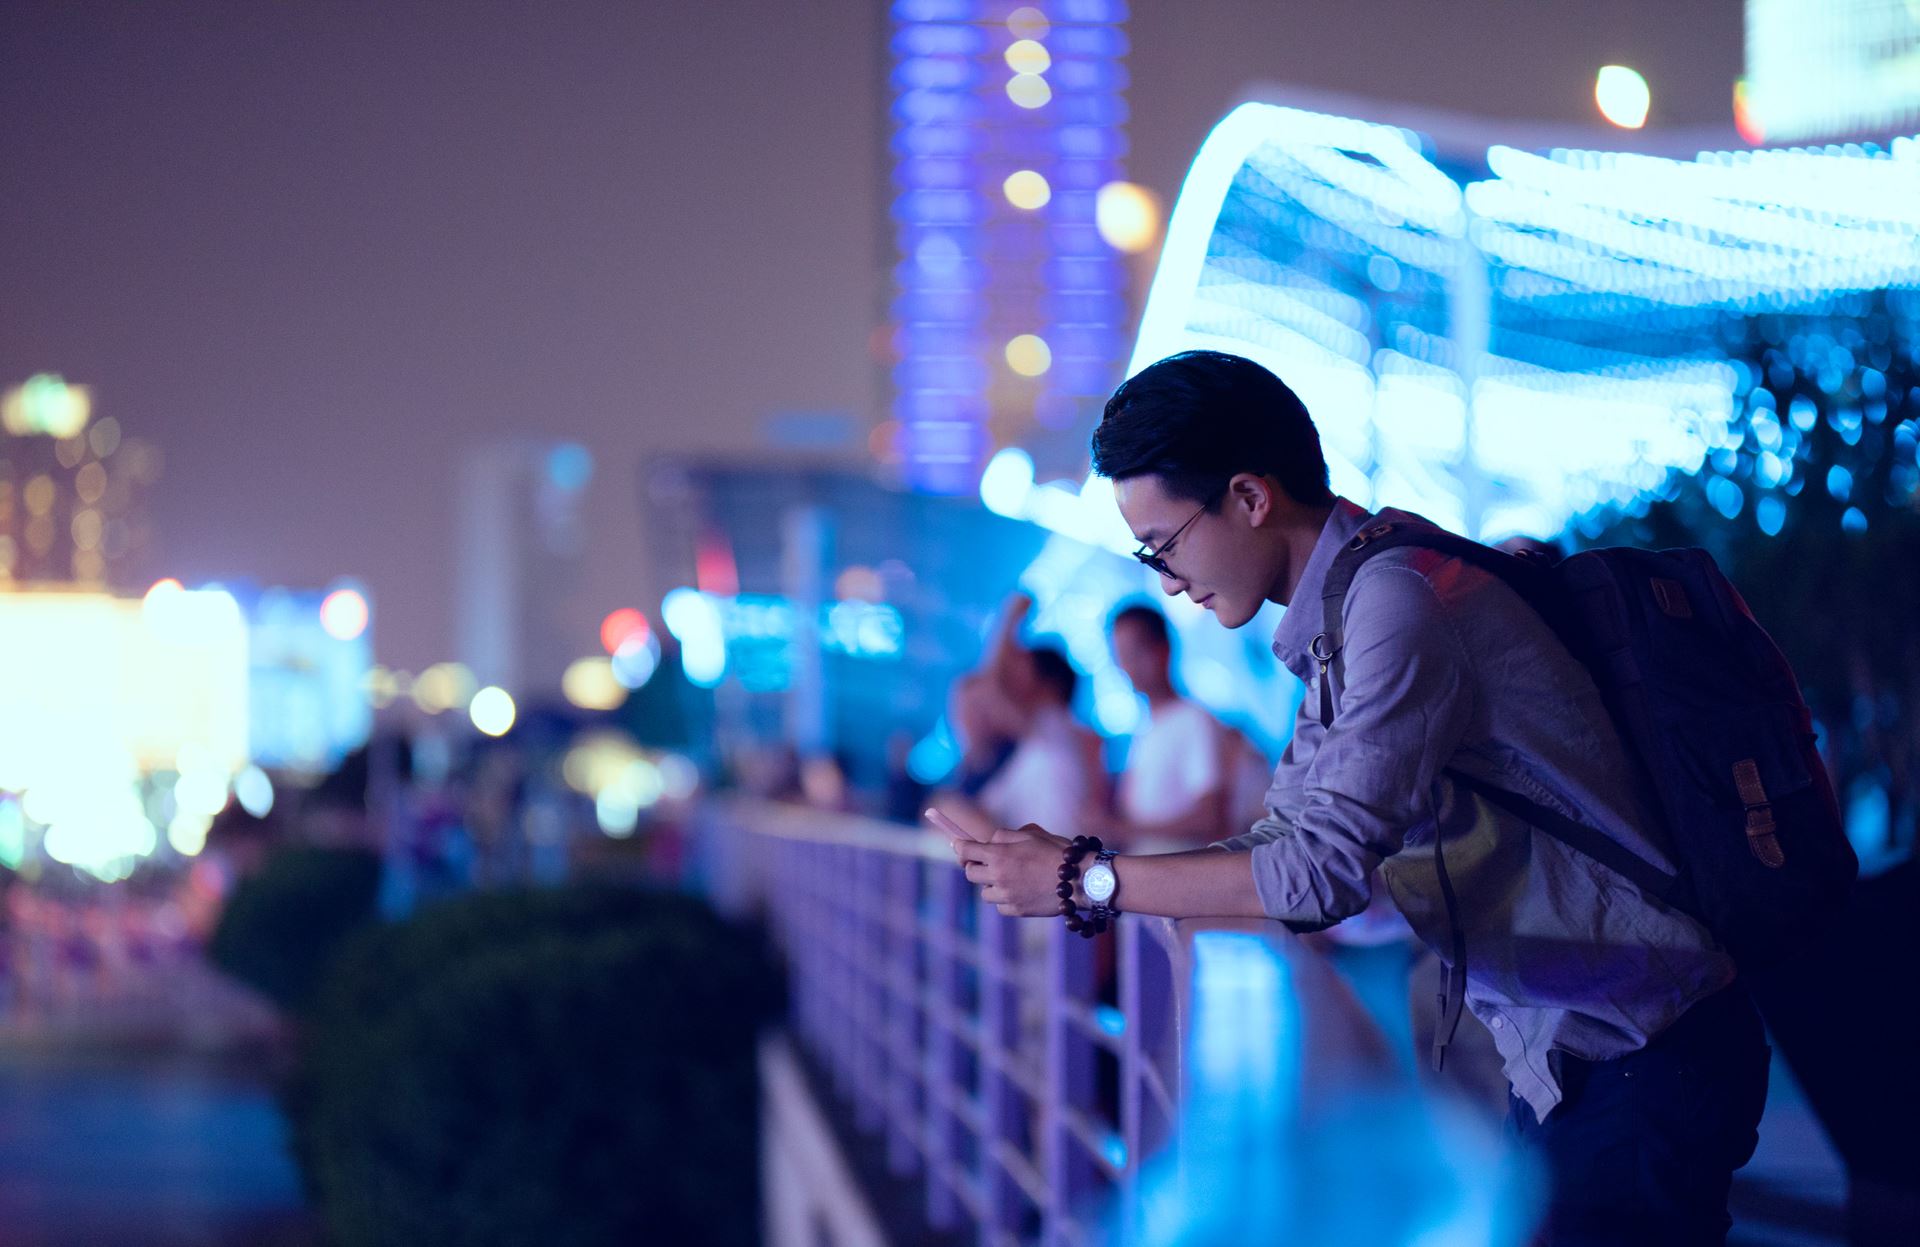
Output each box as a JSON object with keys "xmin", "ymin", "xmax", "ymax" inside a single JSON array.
[{"xmin": 1226, "ymin": 472, "xmax": 1276, "ymax": 527}]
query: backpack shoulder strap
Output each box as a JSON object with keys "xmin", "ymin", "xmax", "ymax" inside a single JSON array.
[
  {"xmin": 1316, "ymin": 514, "xmax": 1682, "ymax": 904},
  {"xmin": 1317, "ymin": 512, "xmax": 1538, "ymax": 727},
  {"xmin": 1446, "ymin": 770, "xmax": 1680, "ymax": 902}
]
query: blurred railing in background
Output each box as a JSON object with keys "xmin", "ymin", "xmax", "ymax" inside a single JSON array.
[
  {"xmin": 700, "ymin": 799, "xmax": 1404, "ymax": 1247},
  {"xmin": 0, "ymin": 878, "xmax": 277, "ymax": 1047}
]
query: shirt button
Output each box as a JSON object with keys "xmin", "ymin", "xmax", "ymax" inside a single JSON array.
[{"xmin": 1490, "ymin": 1016, "xmax": 1506, "ymax": 1030}]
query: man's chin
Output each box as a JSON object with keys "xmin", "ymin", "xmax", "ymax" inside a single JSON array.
[{"xmin": 1212, "ymin": 600, "xmax": 1256, "ymax": 629}]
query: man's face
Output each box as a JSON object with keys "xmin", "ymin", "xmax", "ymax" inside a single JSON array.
[{"xmin": 1113, "ymin": 473, "xmax": 1280, "ymax": 630}]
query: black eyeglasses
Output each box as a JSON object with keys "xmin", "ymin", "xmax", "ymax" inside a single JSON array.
[{"xmin": 1131, "ymin": 499, "xmax": 1213, "ymax": 578}]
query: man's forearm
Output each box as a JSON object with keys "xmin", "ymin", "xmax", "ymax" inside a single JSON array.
[
  {"xmin": 1108, "ymin": 847, "xmax": 1267, "ymax": 919},
  {"xmin": 1112, "ymin": 785, "xmax": 1229, "ymax": 846}
]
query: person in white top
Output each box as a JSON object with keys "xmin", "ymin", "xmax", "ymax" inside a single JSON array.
[
  {"xmin": 1102, "ymin": 604, "xmax": 1266, "ymax": 852},
  {"xmin": 975, "ymin": 644, "xmax": 1104, "ymax": 843}
]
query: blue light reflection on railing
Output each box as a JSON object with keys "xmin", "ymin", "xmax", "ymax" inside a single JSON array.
[
  {"xmin": 1126, "ymin": 932, "xmax": 1540, "ymax": 1247},
  {"xmin": 715, "ymin": 802, "xmax": 1541, "ymax": 1246}
]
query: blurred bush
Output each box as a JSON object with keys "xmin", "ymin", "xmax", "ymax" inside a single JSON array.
[
  {"xmin": 288, "ymin": 884, "xmax": 783, "ymax": 1247},
  {"xmin": 207, "ymin": 845, "xmax": 383, "ymax": 1013}
]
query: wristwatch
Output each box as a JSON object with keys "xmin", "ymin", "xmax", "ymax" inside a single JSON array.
[{"xmin": 1083, "ymin": 848, "xmax": 1120, "ymax": 924}]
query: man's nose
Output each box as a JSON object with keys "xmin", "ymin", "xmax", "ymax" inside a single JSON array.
[{"xmin": 1158, "ymin": 572, "xmax": 1188, "ymax": 597}]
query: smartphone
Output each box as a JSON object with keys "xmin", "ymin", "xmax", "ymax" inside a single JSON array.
[{"xmin": 923, "ymin": 807, "xmax": 984, "ymax": 841}]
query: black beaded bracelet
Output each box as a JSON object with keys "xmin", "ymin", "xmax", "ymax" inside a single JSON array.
[{"xmin": 1055, "ymin": 835, "xmax": 1108, "ymax": 939}]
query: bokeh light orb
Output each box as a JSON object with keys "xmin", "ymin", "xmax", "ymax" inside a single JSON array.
[
  {"xmin": 1096, "ymin": 181, "xmax": 1163, "ymax": 254},
  {"xmin": 1595, "ymin": 65, "xmax": 1650, "ymax": 129},
  {"xmin": 1004, "ymin": 334, "xmax": 1052, "ymax": 377},
  {"xmin": 234, "ymin": 765, "xmax": 275, "ymax": 818},
  {"xmin": 979, "ymin": 447, "xmax": 1036, "ymax": 517},
  {"xmin": 1004, "ymin": 38, "xmax": 1050, "ymax": 75},
  {"xmin": 610, "ymin": 634, "xmax": 660, "ymax": 689},
  {"xmin": 469, "ymin": 686, "xmax": 516, "ymax": 736},
  {"xmin": 1003, "ymin": 169, "xmax": 1052, "ymax": 210},
  {"xmin": 411, "ymin": 662, "xmax": 476, "ymax": 715},
  {"xmin": 563, "ymin": 657, "xmax": 627, "ymax": 711},
  {"xmin": 320, "ymin": 588, "xmax": 370, "ymax": 641},
  {"xmin": 1006, "ymin": 6, "xmax": 1048, "ymax": 39},
  {"xmin": 599, "ymin": 607, "xmax": 649, "ymax": 655},
  {"xmin": 1007, "ymin": 73, "xmax": 1052, "ymax": 109}
]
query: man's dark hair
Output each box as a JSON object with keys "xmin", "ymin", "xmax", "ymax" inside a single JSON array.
[
  {"xmin": 1027, "ymin": 645, "xmax": 1077, "ymax": 705},
  {"xmin": 1090, "ymin": 350, "xmax": 1333, "ymax": 508},
  {"xmin": 1109, "ymin": 603, "xmax": 1170, "ymax": 648}
]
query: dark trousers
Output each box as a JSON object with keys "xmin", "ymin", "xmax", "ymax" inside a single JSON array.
[{"xmin": 1506, "ymin": 985, "xmax": 1770, "ymax": 1247}]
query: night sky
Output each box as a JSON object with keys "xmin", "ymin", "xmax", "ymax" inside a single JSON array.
[{"xmin": 1, "ymin": 0, "xmax": 1744, "ymax": 671}]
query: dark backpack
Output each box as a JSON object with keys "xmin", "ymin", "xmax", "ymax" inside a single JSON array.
[{"xmin": 1321, "ymin": 511, "xmax": 1858, "ymax": 972}]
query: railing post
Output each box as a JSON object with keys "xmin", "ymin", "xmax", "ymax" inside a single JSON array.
[
  {"xmin": 813, "ymin": 840, "xmax": 841, "ymax": 1092},
  {"xmin": 834, "ymin": 844, "xmax": 861, "ymax": 1102},
  {"xmin": 799, "ymin": 839, "xmax": 830, "ymax": 1059},
  {"xmin": 1118, "ymin": 916, "xmax": 1174, "ymax": 1245},
  {"xmin": 923, "ymin": 866, "xmax": 970, "ymax": 1231},
  {"xmin": 977, "ymin": 902, "xmax": 1026, "ymax": 1244},
  {"xmin": 853, "ymin": 849, "xmax": 885, "ymax": 1134},
  {"xmin": 1044, "ymin": 923, "xmax": 1098, "ymax": 1246},
  {"xmin": 884, "ymin": 854, "xmax": 921, "ymax": 1177}
]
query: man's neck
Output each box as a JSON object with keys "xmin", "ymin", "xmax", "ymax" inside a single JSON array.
[{"xmin": 1272, "ymin": 500, "xmax": 1337, "ymax": 607}]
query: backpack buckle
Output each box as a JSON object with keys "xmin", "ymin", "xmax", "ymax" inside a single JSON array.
[{"xmin": 1347, "ymin": 522, "xmax": 1395, "ymax": 552}]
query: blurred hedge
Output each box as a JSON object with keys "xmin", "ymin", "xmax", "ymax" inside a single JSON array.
[
  {"xmin": 288, "ymin": 884, "xmax": 783, "ymax": 1247},
  {"xmin": 207, "ymin": 845, "xmax": 383, "ymax": 1013}
]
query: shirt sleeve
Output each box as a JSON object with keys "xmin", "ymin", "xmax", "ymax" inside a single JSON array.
[{"xmin": 1216, "ymin": 564, "xmax": 1477, "ymax": 927}]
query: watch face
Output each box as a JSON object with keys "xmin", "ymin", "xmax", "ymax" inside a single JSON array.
[{"xmin": 1084, "ymin": 862, "xmax": 1116, "ymax": 903}]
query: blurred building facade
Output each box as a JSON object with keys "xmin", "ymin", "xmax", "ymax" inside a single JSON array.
[
  {"xmin": 456, "ymin": 441, "xmax": 593, "ymax": 700},
  {"xmin": 888, "ymin": 1, "xmax": 1133, "ymax": 494},
  {"xmin": 0, "ymin": 375, "xmax": 159, "ymax": 591}
]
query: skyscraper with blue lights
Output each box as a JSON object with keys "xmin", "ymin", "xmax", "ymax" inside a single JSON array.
[{"xmin": 889, "ymin": 1, "xmax": 1130, "ymax": 494}]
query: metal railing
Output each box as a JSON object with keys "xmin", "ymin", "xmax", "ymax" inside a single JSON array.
[{"xmin": 702, "ymin": 798, "xmax": 1397, "ymax": 1247}]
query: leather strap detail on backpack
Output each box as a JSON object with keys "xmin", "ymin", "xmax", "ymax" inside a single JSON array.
[
  {"xmin": 1649, "ymin": 576, "xmax": 1693, "ymax": 619},
  {"xmin": 1732, "ymin": 758, "xmax": 1786, "ymax": 868}
]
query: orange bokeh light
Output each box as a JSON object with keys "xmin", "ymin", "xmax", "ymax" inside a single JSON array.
[{"xmin": 600, "ymin": 608, "xmax": 649, "ymax": 655}]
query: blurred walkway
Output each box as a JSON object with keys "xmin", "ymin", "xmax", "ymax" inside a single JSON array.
[
  {"xmin": 1731, "ymin": 1060, "xmax": 1850, "ymax": 1247},
  {"xmin": 0, "ymin": 1044, "xmax": 316, "ymax": 1247},
  {"xmin": 0, "ymin": 947, "xmax": 315, "ymax": 1247}
]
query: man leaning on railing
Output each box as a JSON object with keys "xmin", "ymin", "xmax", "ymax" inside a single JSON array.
[{"xmin": 947, "ymin": 349, "xmax": 1803, "ymax": 1247}]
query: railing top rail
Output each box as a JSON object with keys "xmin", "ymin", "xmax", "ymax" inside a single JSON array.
[
  {"xmin": 722, "ymin": 799, "xmax": 1315, "ymax": 953},
  {"xmin": 718, "ymin": 796, "xmax": 953, "ymax": 863}
]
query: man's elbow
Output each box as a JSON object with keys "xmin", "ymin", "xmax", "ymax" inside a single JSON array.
[{"xmin": 1248, "ymin": 853, "xmax": 1372, "ymax": 928}]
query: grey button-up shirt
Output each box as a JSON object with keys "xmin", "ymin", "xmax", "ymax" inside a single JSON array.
[{"xmin": 1217, "ymin": 498, "xmax": 1736, "ymax": 1121}]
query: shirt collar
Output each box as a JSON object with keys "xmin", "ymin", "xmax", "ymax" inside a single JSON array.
[{"xmin": 1270, "ymin": 496, "xmax": 1372, "ymax": 677}]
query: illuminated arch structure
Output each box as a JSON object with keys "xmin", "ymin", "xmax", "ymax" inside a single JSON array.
[{"xmin": 986, "ymin": 102, "xmax": 1920, "ymax": 748}]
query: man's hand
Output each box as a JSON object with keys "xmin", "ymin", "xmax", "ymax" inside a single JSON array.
[{"xmin": 948, "ymin": 822, "xmax": 1073, "ymax": 917}]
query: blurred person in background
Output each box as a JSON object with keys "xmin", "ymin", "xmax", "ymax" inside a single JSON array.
[
  {"xmin": 973, "ymin": 644, "xmax": 1104, "ymax": 846},
  {"xmin": 1097, "ymin": 602, "xmax": 1268, "ymax": 851},
  {"xmin": 945, "ymin": 671, "xmax": 1023, "ymax": 801},
  {"xmin": 935, "ymin": 595, "xmax": 1105, "ymax": 844},
  {"xmin": 883, "ymin": 730, "xmax": 932, "ymax": 825}
]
